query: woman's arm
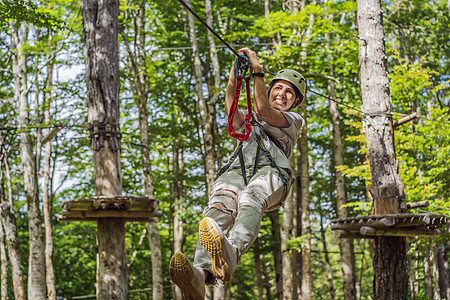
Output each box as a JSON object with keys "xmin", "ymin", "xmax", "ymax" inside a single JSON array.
[
  {"xmin": 225, "ymin": 62, "xmax": 246, "ymax": 129},
  {"xmin": 238, "ymin": 48, "xmax": 290, "ymax": 128}
]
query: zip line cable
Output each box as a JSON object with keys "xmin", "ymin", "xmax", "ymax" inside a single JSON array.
[
  {"xmin": 176, "ymin": 0, "xmax": 273, "ymax": 74},
  {"xmin": 142, "ymin": 33, "xmax": 450, "ymax": 53},
  {"xmin": 175, "ymin": 0, "xmax": 450, "ymax": 124},
  {"xmin": 175, "ymin": 0, "xmax": 367, "ymax": 110},
  {"xmin": 307, "ymin": 89, "xmax": 364, "ymax": 114},
  {"xmin": 176, "ymin": 0, "xmax": 240, "ymax": 58},
  {"xmin": 1, "ymin": 2, "xmax": 447, "ymax": 144}
]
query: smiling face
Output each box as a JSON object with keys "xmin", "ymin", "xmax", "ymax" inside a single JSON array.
[{"xmin": 269, "ymin": 80, "xmax": 299, "ymax": 111}]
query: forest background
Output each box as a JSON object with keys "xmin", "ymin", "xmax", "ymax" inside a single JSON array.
[{"xmin": 0, "ymin": 0, "xmax": 449, "ymax": 299}]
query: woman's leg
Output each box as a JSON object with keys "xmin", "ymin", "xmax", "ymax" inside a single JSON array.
[
  {"xmin": 228, "ymin": 165, "xmax": 289, "ymax": 255},
  {"xmin": 193, "ymin": 168, "xmax": 245, "ymax": 279}
]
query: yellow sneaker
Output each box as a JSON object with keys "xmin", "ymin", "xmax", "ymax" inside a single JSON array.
[
  {"xmin": 169, "ymin": 252, "xmax": 205, "ymax": 300},
  {"xmin": 199, "ymin": 217, "xmax": 238, "ymax": 282}
]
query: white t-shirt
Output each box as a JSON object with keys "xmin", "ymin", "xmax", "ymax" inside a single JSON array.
[{"xmin": 228, "ymin": 110, "xmax": 304, "ymax": 173}]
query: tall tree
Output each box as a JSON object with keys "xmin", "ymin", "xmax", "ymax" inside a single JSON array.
[
  {"xmin": 436, "ymin": 244, "xmax": 450, "ymax": 299},
  {"xmin": 269, "ymin": 211, "xmax": 283, "ymax": 300},
  {"xmin": 82, "ymin": 0, "xmax": 127, "ymax": 298},
  {"xmin": 298, "ymin": 1, "xmax": 316, "ymax": 296},
  {"xmin": 120, "ymin": 2, "xmax": 164, "ymax": 298},
  {"xmin": 357, "ymin": 0, "xmax": 408, "ymax": 298},
  {"xmin": 298, "ymin": 99, "xmax": 312, "ymax": 300},
  {"xmin": 0, "ymin": 156, "xmax": 25, "ymax": 300},
  {"xmin": 10, "ymin": 20, "xmax": 47, "ymax": 299},
  {"xmin": 281, "ymin": 157, "xmax": 294, "ymax": 300},
  {"xmin": 42, "ymin": 37, "xmax": 57, "ymax": 300},
  {"xmin": 184, "ymin": 0, "xmax": 217, "ymax": 196},
  {"xmin": 0, "ymin": 220, "xmax": 6, "ymax": 300},
  {"xmin": 326, "ymin": 39, "xmax": 357, "ymax": 300}
]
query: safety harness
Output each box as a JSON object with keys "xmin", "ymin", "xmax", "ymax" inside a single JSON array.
[{"xmin": 220, "ymin": 56, "xmax": 290, "ymax": 206}]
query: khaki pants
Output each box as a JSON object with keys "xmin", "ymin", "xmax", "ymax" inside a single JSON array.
[{"xmin": 193, "ymin": 165, "xmax": 291, "ymax": 280}]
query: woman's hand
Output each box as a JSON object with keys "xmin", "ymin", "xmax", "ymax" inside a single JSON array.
[{"xmin": 238, "ymin": 47, "xmax": 263, "ymax": 72}]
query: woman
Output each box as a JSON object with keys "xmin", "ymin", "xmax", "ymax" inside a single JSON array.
[{"xmin": 169, "ymin": 48, "xmax": 305, "ymax": 300}]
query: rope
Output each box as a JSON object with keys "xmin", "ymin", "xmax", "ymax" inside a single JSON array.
[{"xmin": 228, "ymin": 75, "xmax": 254, "ymax": 141}]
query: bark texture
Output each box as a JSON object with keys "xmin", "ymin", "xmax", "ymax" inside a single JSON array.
[
  {"xmin": 1, "ymin": 202, "xmax": 25, "ymax": 299},
  {"xmin": 0, "ymin": 174, "xmax": 8, "ymax": 300},
  {"xmin": 172, "ymin": 132, "xmax": 184, "ymax": 300},
  {"xmin": 82, "ymin": 0, "xmax": 127, "ymax": 298},
  {"xmin": 121, "ymin": 3, "xmax": 164, "ymax": 298},
  {"xmin": 298, "ymin": 100, "xmax": 311, "ymax": 300},
  {"xmin": 205, "ymin": 0, "xmax": 222, "ymax": 172},
  {"xmin": 437, "ymin": 245, "xmax": 450, "ymax": 299},
  {"xmin": 11, "ymin": 21, "xmax": 46, "ymax": 300},
  {"xmin": 319, "ymin": 210, "xmax": 335, "ymax": 300},
  {"xmin": 357, "ymin": 0, "xmax": 408, "ymax": 298},
  {"xmin": 0, "ymin": 221, "xmax": 6, "ymax": 300},
  {"xmin": 43, "ymin": 52, "xmax": 57, "ymax": 300},
  {"xmin": 281, "ymin": 187, "xmax": 293, "ymax": 300},
  {"xmin": 269, "ymin": 211, "xmax": 283, "ymax": 300},
  {"xmin": 185, "ymin": 0, "xmax": 216, "ymax": 196},
  {"xmin": 253, "ymin": 238, "xmax": 264, "ymax": 300},
  {"xmin": 298, "ymin": 3, "xmax": 315, "ymax": 298},
  {"xmin": 328, "ymin": 69, "xmax": 356, "ymax": 300}
]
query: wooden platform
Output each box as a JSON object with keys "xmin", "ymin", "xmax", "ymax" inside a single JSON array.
[
  {"xmin": 58, "ymin": 195, "xmax": 162, "ymax": 222},
  {"xmin": 331, "ymin": 213, "xmax": 448, "ymax": 239}
]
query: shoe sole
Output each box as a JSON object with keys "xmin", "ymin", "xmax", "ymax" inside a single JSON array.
[
  {"xmin": 199, "ymin": 217, "xmax": 230, "ymax": 281},
  {"xmin": 169, "ymin": 252, "xmax": 204, "ymax": 300}
]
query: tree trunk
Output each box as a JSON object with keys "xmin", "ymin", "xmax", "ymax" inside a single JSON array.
[
  {"xmin": 327, "ymin": 66, "xmax": 357, "ymax": 300},
  {"xmin": 293, "ymin": 167, "xmax": 302, "ymax": 299},
  {"xmin": 298, "ymin": 100, "xmax": 312, "ymax": 300},
  {"xmin": 185, "ymin": 0, "xmax": 216, "ymax": 196},
  {"xmin": 0, "ymin": 172, "xmax": 8, "ymax": 300},
  {"xmin": 205, "ymin": 0, "xmax": 221, "ymax": 169},
  {"xmin": 436, "ymin": 245, "xmax": 450, "ymax": 299},
  {"xmin": 82, "ymin": 0, "xmax": 127, "ymax": 298},
  {"xmin": 319, "ymin": 209, "xmax": 335, "ymax": 300},
  {"xmin": 290, "ymin": 161, "xmax": 300, "ymax": 300},
  {"xmin": 265, "ymin": 0, "xmax": 270, "ymax": 17},
  {"xmin": 121, "ymin": 3, "xmax": 164, "ymax": 298},
  {"xmin": 324, "ymin": 11, "xmax": 357, "ymax": 295},
  {"xmin": 11, "ymin": 20, "xmax": 46, "ymax": 300},
  {"xmin": 432, "ymin": 243, "xmax": 441, "ymax": 300},
  {"xmin": 172, "ymin": 129, "xmax": 184, "ymax": 300},
  {"xmin": 147, "ymin": 222, "xmax": 163, "ymax": 299},
  {"xmin": 424, "ymin": 243, "xmax": 433, "ymax": 299},
  {"xmin": 1, "ymin": 202, "xmax": 25, "ymax": 299},
  {"xmin": 281, "ymin": 185, "xmax": 293, "ymax": 300},
  {"xmin": 298, "ymin": 3, "xmax": 314, "ymax": 298},
  {"xmin": 0, "ymin": 220, "xmax": 6, "ymax": 300},
  {"xmin": 254, "ymin": 238, "xmax": 264, "ymax": 300},
  {"xmin": 357, "ymin": 1, "xmax": 408, "ymax": 297},
  {"xmin": 0, "ymin": 151, "xmax": 25, "ymax": 300},
  {"xmin": 407, "ymin": 244, "xmax": 416, "ymax": 300},
  {"xmin": 43, "ymin": 49, "xmax": 57, "ymax": 300},
  {"xmin": 262, "ymin": 260, "xmax": 273, "ymax": 300},
  {"xmin": 269, "ymin": 211, "xmax": 283, "ymax": 300}
]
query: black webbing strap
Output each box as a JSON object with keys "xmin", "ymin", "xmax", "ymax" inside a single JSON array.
[
  {"xmin": 252, "ymin": 145, "xmax": 261, "ymax": 177},
  {"xmin": 219, "ymin": 120, "xmax": 290, "ymax": 195},
  {"xmin": 252, "ymin": 126, "xmax": 288, "ymax": 185},
  {"xmin": 218, "ymin": 141, "xmax": 244, "ymax": 177},
  {"xmin": 238, "ymin": 147, "xmax": 248, "ymax": 186}
]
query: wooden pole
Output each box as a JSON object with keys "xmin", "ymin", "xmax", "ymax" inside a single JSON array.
[
  {"xmin": 357, "ymin": 0, "xmax": 408, "ymax": 298},
  {"xmin": 82, "ymin": 0, "xmax": 127, "ymax": 299}
]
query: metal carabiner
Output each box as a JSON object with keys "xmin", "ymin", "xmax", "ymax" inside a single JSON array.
[{"xmin": 235, "ymin": 54, "xmax": 250, "ymax": 77}]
